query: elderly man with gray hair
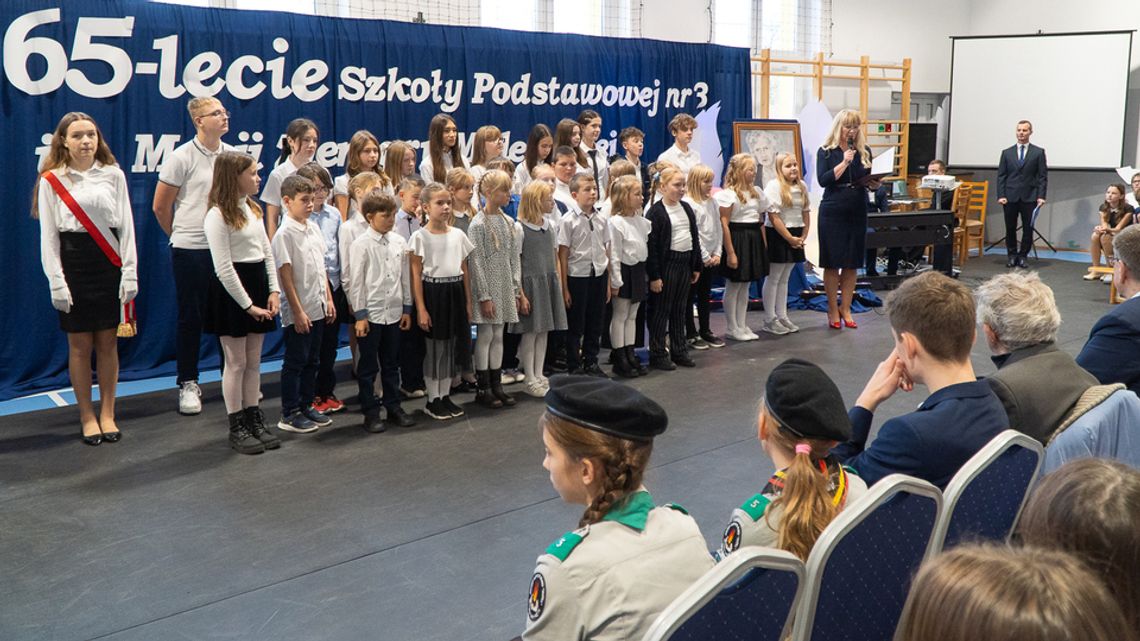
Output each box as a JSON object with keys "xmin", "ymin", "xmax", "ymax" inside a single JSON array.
[
  {"xmin": 1078, "ymin": 224, "xmax": 1140, "ymax": 394},
  {"xmin": 976, "ymin": 271, "xmax": 1098, "ymax": 442}
]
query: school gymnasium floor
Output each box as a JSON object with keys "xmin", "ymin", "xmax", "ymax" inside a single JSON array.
[{"xmin": 0, "ymin": 254, "xmax": 1110, "ymax": 641}]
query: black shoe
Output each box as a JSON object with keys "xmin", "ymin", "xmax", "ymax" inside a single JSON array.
[
  {"xmin": 490, "ymin": 369, "xmax": 517, "ymax": 406},
  {"xmin": 699, "ymin": 332, "xmax": 726, "ymax": 348},
  {"xmin": 363, "ymin": 410, "xmax": 387, "ymax": 433},
  {"xmin": 611, "ymin": 348, "xmax": 636, "ymax": 378},
  {"xmin": 228, "ymin": 411, "xmax": 265, "ymax": 455},
  {"xmin": 81, "ymin": 429, "xmax": 102, "ymax": 446},
  {"xmin": 1016, "ymin": 255, "xmax": 1028, "ymax": 268},
  {"xmin": 101, "ymin": 429, "xmax": 121, "ymax": 443},
  {"xmin": 450, "ymin": 379, "xmax": 477, "ymax": 394},
  {"xmin": 548, "ymin": 357, "xmax": 568, "ymax": 373},
  {"xmin": 627, "ymin": 347, "xmax": 649, "ymax": 375},
  {"xmin": 244, "ymin": 407, "xmax": 280, "ymax": 450},
  {"xmin": 582, "ymin": 363, "xmax": 610, "ymax": 379},
  {"xmin": 650, "ymin": 355, "xmax": 677, "ymax": 371},
  {"xmin": 475, "ymin": 370, "xmax": 503, "ymax": 408},
  {"xmin": 672, "ymin": 354, "xmax": 697, "ymax": 368},
  {"xmin": 1007, "ymin": 255, "xmax": 1017, "ymax": 268},
  {"xmin": 442, "ymin": 396, "xmax": 465, "ymax": 417},
  {"xmin": 424, "ymin": 399, "xmax": 453, "ymax": 420},
  {"xmin": 385, "ymin": 406, "xmax": 416, "ymax": 428}
]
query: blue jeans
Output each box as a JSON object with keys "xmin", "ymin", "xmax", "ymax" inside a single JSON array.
[
  {"xmin": 171, "ymin": 247, "xmax": 214, "ymax": 384},
  {"xmin": 356, "ymin": 321, "xmax": 402, "ymax": 413},
  {"xmin": 281, "ymin": 321, "xmax": 325, "ymax": 415}
]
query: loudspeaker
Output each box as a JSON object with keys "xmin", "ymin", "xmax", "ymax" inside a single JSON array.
[{"xmin": 907, "ymin": 123, "xmax": 937, "ymax": 174}]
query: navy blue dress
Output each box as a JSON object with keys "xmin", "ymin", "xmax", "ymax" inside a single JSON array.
[{"xmin": 816, "ymin": 147, "xmax": 871, "ymax": 269}]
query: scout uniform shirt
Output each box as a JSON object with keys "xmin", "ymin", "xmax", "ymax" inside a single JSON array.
[
  {"xmin": 523, "ymin": 490, "xmax": 714, "ymax": 640},
  {"xmin": 717, "ymin": 457, "xmax": 867, "ymax": 559}
]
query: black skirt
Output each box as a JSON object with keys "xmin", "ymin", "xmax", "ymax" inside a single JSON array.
[
  {"xmin": 204, "ymin": 261, "xmax": 277, "ymax": 337},
  {"xmin": 421, "ymin": 278, "xmax": 469, "ymax": 340},
  {"xmin": 722, "ymin": 222, "xmax": 768, "ymax": 282},
  {"xmin": 766, "ymin": 226, "xmax": 806, "ymax": 264},
  {"xmin": 818, "ymin": 201, "xmax": 868, "ymax": 269},
  {"xmin": 58, "ymin": 232, "xmax": 121, "ymax": 333},
  {"xmin": 618, "ymin": 261, "xmax": 648, "ymax": 302}
]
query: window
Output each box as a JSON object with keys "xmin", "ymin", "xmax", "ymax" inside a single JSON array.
[
  {"xmin": 554, "ymin": 1, "xmax": 603, "ymax": 36},
  {"xmin": 232, "ymin": 0, "xmax": 314, "ymax": 11},
  {"xmin": 713, "ymin": 0, "xmax": 753, "ymax": 49},
  {"xmin": 481, "ymin": 0, "xmax": 537, "ymax": 31}
]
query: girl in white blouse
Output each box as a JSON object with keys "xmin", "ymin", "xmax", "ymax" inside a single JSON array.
[
  {"xmin": 607, "ymin": 176, "xmax": 651, "ymax": 378},
  {"xmin": 35, "ymin": 112, "xmax": 137, "ymax": 445},
  {"xmin": 263, "ymin": 118, "xmax": 319, "ymax": 239},
  {"xmin": 419, "ymin": 114, "xmax": 469, "ymax": 184},
  {"xmin": 204, "ymin": 152, "xmax": 281, "ymax": 455},
  {"xmin": 333, "ymin": 130, "xmax": 389, "ymax": 220}
]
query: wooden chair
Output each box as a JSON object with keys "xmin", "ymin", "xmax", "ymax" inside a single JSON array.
[
  {"xmin": 927, "ymin": 184, "xmax": 972, "ymax": 265},
  {"xmin": 958, "ymin": 180, "xmax": 989, "ymax": 262}
]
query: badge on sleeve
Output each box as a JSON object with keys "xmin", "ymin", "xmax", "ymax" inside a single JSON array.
[
  {"xmin": 723, "ymin": 520, "xmax": 743, "ymax": 554},
  {"xmin": 528, "ymin": 572, "xmax": 547, "ymax": 621}
]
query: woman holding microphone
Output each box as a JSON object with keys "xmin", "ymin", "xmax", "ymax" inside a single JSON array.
[{"xmin": 816, "ymin": 109, "xmax": 873, "ymax": 329}]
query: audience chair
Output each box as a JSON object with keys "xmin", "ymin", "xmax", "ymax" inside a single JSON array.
[
  {"xmin": 959, "ymin": 180, "xmax": 988, "ymax": 262},
  {"xmin": 643, "ymin": 548, "xmax": 805, "ymax": 641},
  {"xmin": 792, "ymin": 474, "xmax": 942, "ymax": 641},
  {"xmin": 1043, "ymin": 385, "xmax": 1140, "ymax": 474},
  {"xmin": 929, "ymin": 430, "xmax": 1043, "ymax": 554}
]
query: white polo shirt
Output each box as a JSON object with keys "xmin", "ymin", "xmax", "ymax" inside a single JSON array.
[
  {"xmin": 158, "ymin": 138, "xmax": 236, "ymax": 249},
  {"xmin": 657, "ymin": 144, "xmax": 701, "ymax": 178},
  {"xmin": 272, "ymin": 216, "xmax": 328, "ymax": 327}
]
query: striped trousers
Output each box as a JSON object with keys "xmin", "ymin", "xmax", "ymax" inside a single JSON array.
[{"xmin": 649, "ymin": 250, "xmax": 694, "ymax": 358}]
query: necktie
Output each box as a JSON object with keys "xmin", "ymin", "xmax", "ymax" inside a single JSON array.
[
  {"xmin": 1018, "ymin": 145, "xmax": 1025, "ymax": 165},
  {"xmin": 588, "ymin": 149, "xmax": 600, "ymax": 190}
]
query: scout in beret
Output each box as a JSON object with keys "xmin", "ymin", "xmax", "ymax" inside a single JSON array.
[
  {"xmin": 717, "ymin": 358, "xmax": 868, "ymax": 561},
  {"xmin": 521, "ymin": 375, "xmax": 714, "ymax": 641}
]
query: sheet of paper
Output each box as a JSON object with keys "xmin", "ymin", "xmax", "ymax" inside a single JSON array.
[
  {"xmin": 1116, "ymin": 166, "xmax": 1137, "ymax": 184},
  {"xmin": 871, "ymin": 147, "xmax": 895, "ymax": 176}
]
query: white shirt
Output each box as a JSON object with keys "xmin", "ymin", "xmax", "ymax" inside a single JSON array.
[
  {"xmin": 410, "ymin": 226, "xmax": 474, "ymax": 278},
  {"xmin": 683, "ymin": 195, "xmax": 722, "ymax": 262},
  {"xmin": 665, "ymin": 201, "xmax": 693, "ymax": 252},
  {"xmin": 580, "ymin": 142, "xmax": 610, "ymax": 199},
  {"xmin": 38, "ymin": 162, "xmax": 138, "ymax": 295},
  {"xmin": 260, "ymin": 157, "xmax": 301, "ymax": 208},
  {"xmin": 204, "ymin": 202, "xmax": 279, "ymax": 310},
  {"xmin": 608, "ymin": 215, "xmax": 651, "ymax": 289},
  {"xmin": 338, "ymin": 211, "xmax": 369, "ymax": 302},
  {"xmin": 1127, "ymin": 193, "xmax": 1138, "ymax": 209},
  {"xmin": 395, "ymin": 209, "xmax": 422, "ymax": 241},
  {"xmin": 272, "ymin": 216, "xmax": 329, "ymax": 326},
  {"xmin": 514, "ymin": 162, "xmax": 547, "ymax": 195},
  {"xmin": 348, "ymin": 227, "xmax": 412, "ymax": 325},
  {"xmin": 763, "ymin": 180, "xmax": 809, "ymax": 229},
  {"xmin": 558, "ymin": 206, "xmax": 609, "ymax": 278},
  {"xmin": 419, "ymin": 146, "xmax": 469, "ymax": 183},
  {"xmin": 715, "ymin": 189, "xmax": 769, "ymax": 224},
  {"xmin": 309, "ymin": 203, "xmax": 342, "ymax": 290},
  {"xmin": 553, "ymin": 179, "xmax": 575, "ymax": 212},
  {"xmin": 657, "ymin": 144, "xmax": 701, "ymax": 178},
  {"xmin": 332, "ymin": 173, "xmax": 349, "ymax": 198},
  {"xmin": 158, "ymin": 138, "xmax": 235, "ymax": 249}
]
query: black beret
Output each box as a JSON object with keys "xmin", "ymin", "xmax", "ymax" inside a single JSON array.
[
  {"xmin": 544, "ymin": 375, "xmax": 667, "ymax": 441},
  {"xmin": 764, "ymin": 358, "xmax": 851, "ymax": 443}
]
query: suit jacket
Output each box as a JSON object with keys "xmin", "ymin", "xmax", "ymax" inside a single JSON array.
[
  {"xmin": 1076, "ymin": 296, "xmax": 1140, "ymax": 395},
  {"xmin": 831, "ymin": 380, "xmax": 1008, "ymax": 489},
  {"xmin": 644, "ymin": 200, "xmax": 702, "ymax": 281},
  {"xmin": 985, "ymin": 342, "xmax": 1098, "ymax": 443},
  {"xmin": 996, "ymin": 143, "xmax": 1048, "ymax": 202}
]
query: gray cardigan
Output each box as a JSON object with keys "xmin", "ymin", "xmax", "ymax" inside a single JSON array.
[{"xmin": 985, "ymin": 342, "xmax": 1098, "ymax": 443}]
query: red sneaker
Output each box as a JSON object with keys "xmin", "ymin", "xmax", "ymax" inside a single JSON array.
[
  {"xmin": 321, "ymin": 395, "xmax": 345, "ymax": 413},
  {"xmin": 312, "ymin": 396, "xmax": 340, "ymax": 414}
]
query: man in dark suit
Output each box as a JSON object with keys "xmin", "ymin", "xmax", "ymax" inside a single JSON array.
[
  {"xmin": 975, "ymin": 272, "xmax": 1098, "ymax": 443},
  {"xmin": 1077, "ymin": 225, "xmax": 1140, "ymax": 394},
  {"xmin": 996, "ymin": 120, "xmax": 1048, "ymax": 268},
  {"xmin": 832, "ymin": 272, "xmax": 1008, "ymax": 489}
]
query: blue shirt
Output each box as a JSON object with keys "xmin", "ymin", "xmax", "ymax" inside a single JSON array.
[
  {"xmin": 831, "ymin": 380, "xmax": 1008, "ymax": 489},
  {"xmin": 308, "ymin": 203, "xmax": 342, "ymax": 290}
]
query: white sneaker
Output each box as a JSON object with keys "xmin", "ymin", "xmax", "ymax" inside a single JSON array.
[
  {"xmin": 778, "ymin": 317, "xmax": 800, "ymax": 333},
  {"xmin": 179, "ymin": 381, "xmax": 202, "ymax": 415},
  {"xmin": 1102, "ymin": 274, "xmax": 1113, "ymax": 284},
  {"xmin": 503, "ymin": 368, "xmax": 523, "ymax": 384},
  {"xmin": 726, "ymin": 330, "xmax": 751, "ymax": 342},
  {"xmin": 761, "ymin": 319, "xmax": 790, "ymax": 335},
  {"xmin": 524, "ymin": 380, "xmax": 548, "ymax": 397},
  {"xmin": 743, "ymin": 329, "xmax": 761, "ymax": 341},
  {"xmin": 1083, "ymin": 271, "xmax": 1100, "ymax": 281}
]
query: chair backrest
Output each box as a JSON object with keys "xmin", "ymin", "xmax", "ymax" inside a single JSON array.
[
  {"xmin": 643, "ymin": 548, "xmax": 805, "ymax": 641},
  {"xmin": 1043, "ymin": 389, "xmax": 1140, "ymax": 474},
  {"xmin": 929, "ymin": 430, "xmax": 1043, "ymax": 554},
  {"xmin": 960, "ymin": 180, "xmax": 989, "ymax": 223},
  {"xmin": 953, "ymin": 184, "xmax": 973, "ymax": 221},
  {"xmin": 793, "ymin": 475, "xmax": 942, "ymax": 641}
]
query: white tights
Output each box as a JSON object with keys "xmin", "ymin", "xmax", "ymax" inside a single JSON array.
[
  {"xmin": 763, "ymin": 263, "xmax": 795, "ymax": 322},
  {"xmin": 723, "ymin": 281, "xmax": 752, "ymax": 335},
  {"xmin": 425, "ymin": 377, "xmax": 449, "ymax": 401},
  {"xmin": 519, "ymin": 332, "xmax": 549, "ymax": 384},
  {"xmin": 609, "ymin": 297, "xmax": 640, "ymax": 348},
  {"xmin": 474, "ymin": 323, "xmax": 504, "ymax": 370},
  {"xmin": 220, "ymin": 334, "xmax": 264, "ymax": 414}
]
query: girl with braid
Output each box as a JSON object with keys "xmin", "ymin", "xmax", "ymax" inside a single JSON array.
[{"xmin": 522, "ymin": 376, "xmax": 713, "ymax": 641}]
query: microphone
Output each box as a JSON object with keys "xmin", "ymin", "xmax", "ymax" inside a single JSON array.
[{"xmin": 847, "ymin": 135, "xmax": 856, "ymax": 151}]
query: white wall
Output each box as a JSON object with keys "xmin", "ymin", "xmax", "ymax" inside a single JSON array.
[{"xmin": 639, "ymin": 0, "xmax": 710, "ymax": 43}]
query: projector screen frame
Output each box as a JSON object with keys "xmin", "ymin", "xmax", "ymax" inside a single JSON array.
[{"xmin": 947, "ymin": 30, "xmax": 1134, "ymax": 171}]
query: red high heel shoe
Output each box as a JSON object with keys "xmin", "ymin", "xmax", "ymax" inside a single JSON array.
[
  {"xmin": 843, "ymin": 318, "xmax": 858, "ymax": 329},
  {"xmin": 828, "ymin": 318, "xmax": 842, "ymax": 330}
]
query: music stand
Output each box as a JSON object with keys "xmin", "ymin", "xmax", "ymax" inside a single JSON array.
[{"xmin": 985, "ymin": 205, "xmax": 1057, "ymax": 259}]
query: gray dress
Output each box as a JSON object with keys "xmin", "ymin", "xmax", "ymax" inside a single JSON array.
[
  {"xmin": 468, "ymin": 210, "xmax": 521, "ymax": 324},
  {"xmin": 510, "ymin": 220, "xmax": 568, "ymax": 334}
]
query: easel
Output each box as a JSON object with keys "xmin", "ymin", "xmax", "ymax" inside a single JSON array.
[{"xmin": 985, "ymin": 205, "xmax": 1058, "ymax": 259}]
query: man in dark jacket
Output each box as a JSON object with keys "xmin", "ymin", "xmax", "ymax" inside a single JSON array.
[{"xmin": 1078, "ymin": 225, "xmax": 1140, "ymax": 394}]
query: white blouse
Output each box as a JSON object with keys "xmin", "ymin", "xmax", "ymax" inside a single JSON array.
[
  {"xmin": 409, "ymin": 226, "xmax": 474, "ymax": 278},
  {"xmin": 715, "ymin": 189, "xmax": 771, "ymax": 224},
  {"xmin": 763, "ymin": 180, "xmax": 809, "ymax": 228},
  {"xmin": 204, "ymin": 202, "xmax": 280, "ymax": 310},
  {"xmin": 608, "ymin": 215, "xmax": 651, "ymax": 289},
  {"xmin": 38, "ymin": 162, "xmax": 137, "ymax": 295},
  {"xmin": 419, "ymin": 147, "xmax": 469, "ymax": 183}
]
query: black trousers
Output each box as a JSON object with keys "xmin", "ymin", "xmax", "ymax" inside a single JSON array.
[
  {"xmin": 1003, "ymin": 200, "xmax": 1036, "ymax": 256},
  {"xmin": 357, "ymin": 321, "xmax": 402, "ymax": 413},
  {"xmin": 399, "ymin": 326, "xmax": 425, "ymax": 390},
  {"xmin": 565, "ymin": 273, "xmax": 608, "ymax": 369},
  {"xmin": 316, "ymin": 285, "xmax": 349, "ymax": 397},
  {"xmin": 686, "ymin": 263, "xmax": 714, "ymax": 338},
  {"xmin": 650, "ymin": 251, "xmax": 694, "ymax": 358}
]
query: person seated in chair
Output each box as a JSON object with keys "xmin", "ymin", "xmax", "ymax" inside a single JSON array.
[
  {"xmin": 1077, "ymin": 224, "xmax": 1140, "ymax": 394},
  {"xmin": 974, "ymin": 272, "xmax": 1098, "ymax": 443},
  {"xmin": 832, "ymin": 272, "xmax": 1008, "ymax": 489}
]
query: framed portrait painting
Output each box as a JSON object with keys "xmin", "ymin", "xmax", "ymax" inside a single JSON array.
[{"xmin": 733, "ymin": 120, "xmax": 803, "ymax": 188}]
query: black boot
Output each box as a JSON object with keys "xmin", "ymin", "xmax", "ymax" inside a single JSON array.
[
  {"xmin": 229, "ymin": 411, "xmax": 265, "ymax": 455},
  {"xmin": 476, "ymin": 370, "xmax": 502, "ymax": 409},
  {"xmin": 490, "ymin": 369, "xmax": 517, "ymax": 406},
  {"xmin": 244, "ymin": 406, "xmax": 280, "ymax": 450},
  {"xmin": 611, "ymin": 348, "xmax": 636, "ymax": 378},
  {"xmin": 627, "ymin": 346, "xmax": 648, "ymax": 376}
]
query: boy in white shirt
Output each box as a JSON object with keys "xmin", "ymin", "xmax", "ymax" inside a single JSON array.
[
  {"xmin": 558, "ymin": 174, "xmax": 610, "ymax": 377},
  {"xmin": 551, "ymin": 146, "xmax": 578, "ymax": 214},
  {"xmin": 657, "ymin": 113, "xmax": 701, "ymax": 178},
  {"xmin": 578, "ymin": 110, "xmax": 609, "ymax": 200},
  {"xmin": 613, "ymin": 127, "xmax": 650, "ymax": 202},
  {"xmin": 349, "ymin": 192, "xmax": 417, "ymax": 432},
  {"xmin": 273, "ymin": 175, "xmax": 336, "ymax": 434}
]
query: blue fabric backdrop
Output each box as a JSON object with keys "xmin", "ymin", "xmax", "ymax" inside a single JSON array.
[{"xmin": 0, "ymin": 0, "xmax": 750, "ymax": 401}]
